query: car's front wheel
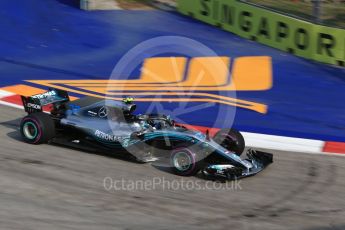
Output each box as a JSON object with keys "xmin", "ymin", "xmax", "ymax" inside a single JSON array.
[
  {"xmin": 170, "ymin": 146, "xmax": 204, "ymax": 176},
  {"xmin": 213, "ymin": 128, "xmax": 245, "ymax": 156},
  {"xmin": 20, "ymin": 112, "xmax": 55, "ymax": 144}
]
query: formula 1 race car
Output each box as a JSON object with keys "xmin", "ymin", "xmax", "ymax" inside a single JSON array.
[{"xmin": 20, "ymin": 88, "xmax": 273, "ymax": 180}]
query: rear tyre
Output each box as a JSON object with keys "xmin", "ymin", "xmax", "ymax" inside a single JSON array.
[
  {"xmin": 170, "ymin": 146, "xmax": 204, "ymax": 176},
  {"xmin": 20, "ymin": 112, "xmax": 55, "ymax": 144},
  {"xmin": 213, "ymin": 128, "xmax": 245, "ymax": 156}
]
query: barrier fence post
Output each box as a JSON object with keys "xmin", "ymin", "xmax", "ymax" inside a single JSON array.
[
  {"xmin": 80, "ymin": 0, "xmax": 89, "ymax": 10},
  {"xmin": 312, "ymin": 0, "xmax": 322, "ymax": 24}
]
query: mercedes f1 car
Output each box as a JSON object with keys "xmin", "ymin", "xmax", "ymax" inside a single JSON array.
[{"xmin": 20, "ymin": 89, "xmax": 273, "ymax": 180}]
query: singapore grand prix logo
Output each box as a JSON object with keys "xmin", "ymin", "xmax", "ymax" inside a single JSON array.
[{"xmin": 27, "ymin": 36, "xmax": 273, "ymax": 116}]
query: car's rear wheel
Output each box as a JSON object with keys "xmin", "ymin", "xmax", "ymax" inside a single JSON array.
[
  {"xmin": 213, "ymin": 128, "xmax": 245, "ymax": 156},
  {"xmin": 20, "ymin": 112, "xmax": 55, "ymax": 144},
  {"xmin": 170, "ymin": 146, "xmax": 204, "ymax": 176}
]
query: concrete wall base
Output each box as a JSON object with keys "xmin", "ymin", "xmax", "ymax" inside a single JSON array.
[{"xmin": 80, "ymin": 0, "xmax": 121, "ymax": 10}]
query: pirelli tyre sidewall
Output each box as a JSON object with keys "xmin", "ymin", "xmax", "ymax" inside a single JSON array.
[
  {"xmin": 170, "ymin": 146, "xmax": 204, "ymax": 176},
  {"xmin": 20, "ymin": 112, "xmax": 55, "ymax": 144}
]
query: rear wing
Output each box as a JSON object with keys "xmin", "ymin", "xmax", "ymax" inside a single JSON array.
[{"xmin": 21, "ymin": 88, "xmax": 70, "ymax": 114}]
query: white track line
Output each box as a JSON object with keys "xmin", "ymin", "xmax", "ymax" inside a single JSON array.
[
  {"xmin": 243, "ymin": 132, "xmax": 324, "ymax": 154},
  {"xmin": 0, "ymin": 89, "xmax": 14, "ymax": 98},
  {"xmin": 0, "ymin": 100, "xmax": 23, "ymax": 109}
]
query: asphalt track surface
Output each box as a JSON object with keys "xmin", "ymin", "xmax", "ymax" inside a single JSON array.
[{"xmin": 1, "ymin": 105, "xmax": 344, "ymax": 230}]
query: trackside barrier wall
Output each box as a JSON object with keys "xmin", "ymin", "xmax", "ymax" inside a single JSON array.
[{"xmin": 177, "ymin": 0, "xmax": 345, "ymax": 66}]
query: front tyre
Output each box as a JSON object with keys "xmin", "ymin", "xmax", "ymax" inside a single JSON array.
[
  {"xmin": 20, "ymin": 112, "xmax": 55, "ymax": 144},
  {"xmin": 213, "ymin": 128, "xmax": 245, "ymax": 156},
  {"xmin": 170, "ymin": 147, "xmax": 203, "ymax": 176}
]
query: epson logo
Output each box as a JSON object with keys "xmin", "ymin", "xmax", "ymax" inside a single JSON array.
[{"xmin": 27, "ymin": 103, "xmax": 41, "ymax": 110}]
